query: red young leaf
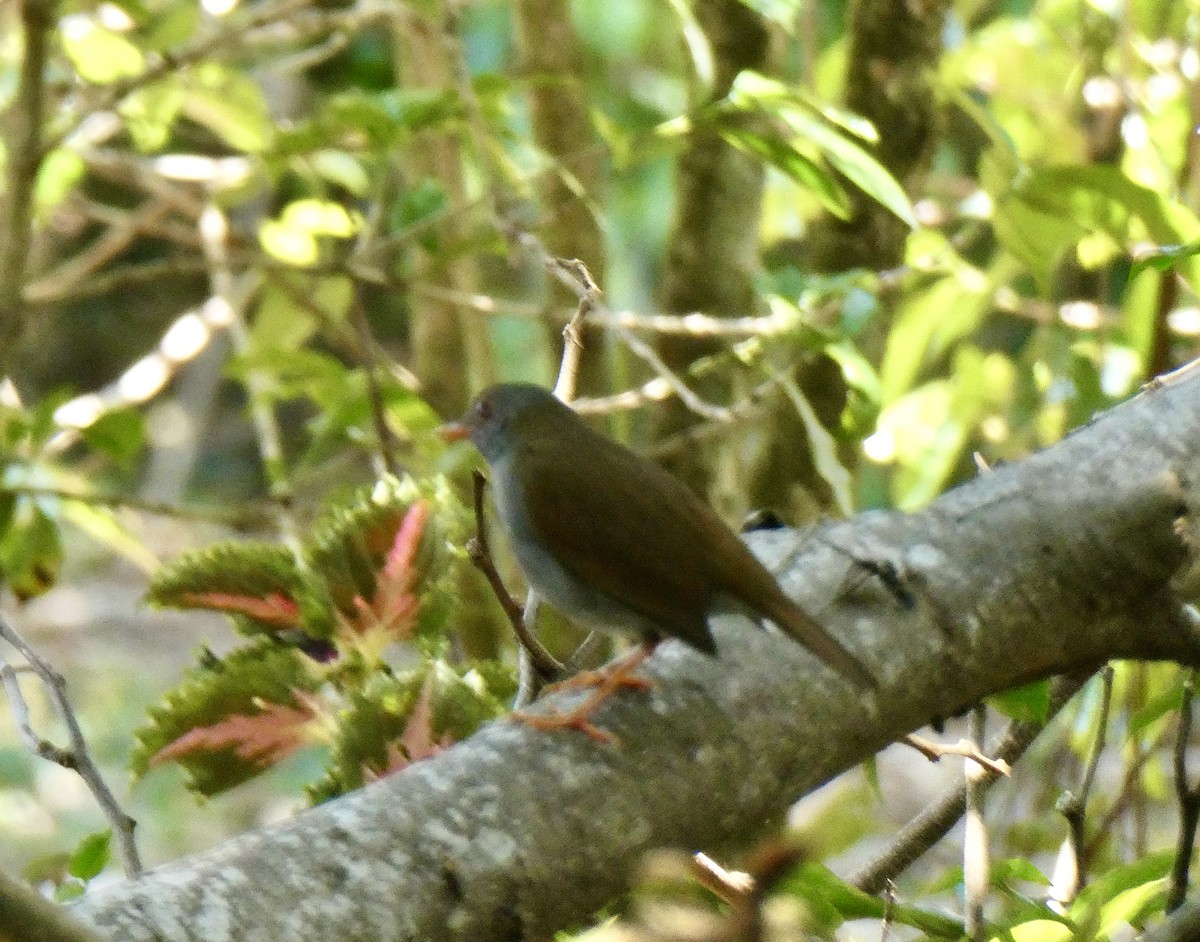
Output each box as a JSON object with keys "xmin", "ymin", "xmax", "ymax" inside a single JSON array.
[
  {"xmin": 149, "ymin": 693, "xmax": 320, "ymax": 769},
  {"xmin": 339, "ymin": 500, "xmax": 428, "ymax": 644},
  {"xmin": 176, "ymin": 590, "xmax": 302, "ymax": 628},
  {"xmin": 365, "ymin": 672, "xmax": 451, "ymax": 780}
]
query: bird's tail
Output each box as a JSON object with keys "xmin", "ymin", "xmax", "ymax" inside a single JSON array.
[{"xmin": 765, "ymin": 595, "xmax": 876, "ymax": 691}]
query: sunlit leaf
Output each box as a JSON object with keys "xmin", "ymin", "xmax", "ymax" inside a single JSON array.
[
  {"xmin": 119, "ymin": 80, "xmax": 186, "ymax": 152},
  {"xmin": 34, "ymin": 151, "xmax": 85, "ymax": 218},
  {"xmin": 181, "ymin": 63, "xmax": 273, "ymax": 153},
  {"xmin": 61, "ymin": 17, "xmax": 145, "ymax": 83}
]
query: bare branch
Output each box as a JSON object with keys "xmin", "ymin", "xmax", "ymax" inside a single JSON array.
[{"xmin": 0, "ymin": 612, "xmax": 142, "ymax": 876}]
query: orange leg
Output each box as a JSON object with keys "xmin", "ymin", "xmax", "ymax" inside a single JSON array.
[{"xmin": 513, "ymin": 642, "xmax": 657, "ymax": 743}]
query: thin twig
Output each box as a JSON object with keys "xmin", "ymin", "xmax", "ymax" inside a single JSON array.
[
  {"xmin": 411, "ymin": 282, "xmax": 805, "ymax": 337},
  {"xmin": 963, "ymin": 705, "xmax": 988, "ymax": 941},
  {"xmin": 352, "ymin": 297, "xmax": 399, "ymax": 476},
  {"xmin": 466, "ymin": 471, "xmax": 563, "ymax": 681},
  {"xmin": 1055, "ymin": 663, "xmax": 1114, "ymax": 906},
  {"xmin": 1168, "ymin": 669, "xmax": 1200, "ymax": 912},
  {"xmin": 0, "ymin": 612, "xmax": 143, "ymax": 876},
  {"xmin": 0, "ymin": 484, "xmax": 278, "ymax": 527},
  {"xmin": 549, "ymin": 258, "xmax": 599, "ymax": 403},
  {"xmin": 904, "ymin": 733, "xmax": 1012, "ymax": 777}
]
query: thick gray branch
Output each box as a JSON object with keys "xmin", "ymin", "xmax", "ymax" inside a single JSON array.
[{"xmin": 72, "ymin": 372, "xmax": 1200, "ymax": 942}]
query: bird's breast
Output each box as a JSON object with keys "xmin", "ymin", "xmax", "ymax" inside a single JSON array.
[{"xmin": 489, "ymin": 456, "xmax": 664, "ymax": 637}]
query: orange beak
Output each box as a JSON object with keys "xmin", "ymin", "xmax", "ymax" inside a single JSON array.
[{"xmin": 436, "ymin": 421, "xmax": 471, "ymax": 443}]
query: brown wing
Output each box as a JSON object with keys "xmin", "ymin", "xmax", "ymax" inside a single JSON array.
[{"xmin": 517, "ymin": 423, "xmax": 719, "ymax": 652}]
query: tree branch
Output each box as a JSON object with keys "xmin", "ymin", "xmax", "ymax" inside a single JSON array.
[
  {"xmin": 72, "ymin": 371, "xmax": 1200, "ymax": 941},
  {"xmin": 0, "ymin": 0, "xmax": 53, "ymax": 377}
]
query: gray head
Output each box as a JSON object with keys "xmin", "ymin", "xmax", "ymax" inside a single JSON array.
[{"xmin": 445, "ymin": 383, "xmax": 570, "ymax": 464}]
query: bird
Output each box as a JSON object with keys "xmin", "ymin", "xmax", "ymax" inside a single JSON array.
[{"xmin": 439, "ymin": 383, "xmax": 874, "ymax": 737}]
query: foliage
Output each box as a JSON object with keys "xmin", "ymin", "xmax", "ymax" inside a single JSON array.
[
  {"xmin": 0, "ymin": 0, "xmax": 1198, "ymax": 936},
  {"xmin": 130, "ymin": 475, "xmax": 508, "ymax": 798}
]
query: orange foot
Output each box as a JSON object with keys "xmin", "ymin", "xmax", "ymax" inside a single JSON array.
[{"xmin": 513, "ymin": 643, "xmax": 657, "ymax": 743}]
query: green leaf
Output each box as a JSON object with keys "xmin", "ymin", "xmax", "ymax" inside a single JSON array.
[
  {"xmin": 1130, "ymin": 240, "xmax": 1200, "ymax": 281},
  {"xmin": 778, "ymin": 863, "xmax": 963, "ymax": 937},
  {"xmin": 990, "ymin": 679, "xmax": 1051, "ymax": 723},
  {"xmin": 61, "ymin": 17, "xmax": 145, "ymax": 84},
  {"xmin": 781, "ymin": 379, "xmax": 854, "ymax": 516},
  {"xmin": 391, "ymin": 179, "xmax": 450, "ymax": 250},
  {"xmin": 308, "ymin": 150, "xmax": 371, "ymax": 197},
  {"xmin": 34, "ymin": 150, "xmax": 85, "ymax": 218},
  {"xmin": 67, "ymin": 831, "xmax": 111, "ymax": 881},
  {"xmin": 60, "ymin": 497, "xmax": 159, "ymax": 575},
  {"xmin": 259, "ymin": 201, "xmax": 359, "ymax": 267},
  {"xmin": 1070, "ymin": 852, "xmax": 1172, "ymax": 919},
  {"xmin": 141, "ymin": 1, "xmax": 200, "ymax": 51},
  {"xmin": 784, "ymin": 105, "xmax": 916, "ymax": 227},
  {"xmin": 181, "ymin": 63, "xmax": 273, "ymax": 153},
  {"xmin": 717, "ymin": 124, "xmax": 852, "ymax": 219},
  {"xmin": 80, "ymin": 408, "xmax": 146, "ymax": 469},
  {"xmin": 990, "ymin": 919, "xmax": 1073, "ymax": 942},
  {"xmin": 724, "ymin": 72, "xmax": 916, "ymax": 226},
  {"xmin": 119, "ymin": 80, "xmax": 186, "ymax": 152},
  {"xmin": 991, "ymin": 163, "xmax": 1200, "ymax": 292},
  {"xmin": 0, "ymin": 500, "xmax": 63, "ymax": 600}
]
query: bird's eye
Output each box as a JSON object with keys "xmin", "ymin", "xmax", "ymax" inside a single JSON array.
[{"xmin": 475, "ymin": 400, "xmax": 492, "ymax": 422}]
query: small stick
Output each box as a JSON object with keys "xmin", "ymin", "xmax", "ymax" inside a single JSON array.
[
  {"xmin": 0, "ymin": 613, "xmax": 143, "ymax": 876},
  {"xmin": 465, "ymin": 470, "xmax": 563, "ymax": 681},
  {"xmin": 904, "ymin": 733, "xmax": 1012, "ymax": 777}
]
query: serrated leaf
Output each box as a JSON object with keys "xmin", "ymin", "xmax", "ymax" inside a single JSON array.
[
  {"xmin": 307, "ymin": 475, "xmax": 467, "ymax": 655},
  {"xmin": 146, "ymin": 541, "xmax": 306, "ymax": 633},
  {"xmin": 152, "ymin": 697, "xmax": 319, "ymax": 769},
  {"xmin": 67, "ymin": 831, "xmax": 111, "ymax": 881},
  {"xmin": 309, "ymin": 660, "xmax": 507, "ymax": 802},
  {"xmin": 132, "ymin": 642, "xmax": 323, "ymax": 794}
]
